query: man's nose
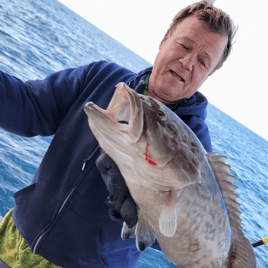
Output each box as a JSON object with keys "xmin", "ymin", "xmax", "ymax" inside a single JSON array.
[{"xmin": 179, "ymin": 53, "xmax": 194, "ymax": 71}]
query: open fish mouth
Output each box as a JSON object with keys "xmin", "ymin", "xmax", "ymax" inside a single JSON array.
[
  {"xmin": 84, "ymin": 83, "xmax": 144, "ymax": 142},
  {"xmin": 84, "ymin": 83, "xmax": 132, "ymax": 126},
  {"xmin": 105, "ymin": 82, "xmax": 133, "ymax": 126}
]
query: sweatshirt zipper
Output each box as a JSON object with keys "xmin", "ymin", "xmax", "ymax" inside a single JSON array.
[
  {"xmin": 32, "ymin": 145, "xmax": 100, "ymax": 253},
  {"xmin": 82, "ymin": 145, "xmax": 100, "ymax": 170},
  {"xmin": 133, "ymin": 80, "xmax": 145, "ymax": 92}
]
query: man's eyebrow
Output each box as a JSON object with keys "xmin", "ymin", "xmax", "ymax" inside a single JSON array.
[{"xmin": 184, "ymin": 38, "xmax": 197, "ymax": 47}]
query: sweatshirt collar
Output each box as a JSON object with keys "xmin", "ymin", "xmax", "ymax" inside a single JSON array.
[{"xmin": 128, "ymin": 67, "xmax": 192, "ymax": 112}]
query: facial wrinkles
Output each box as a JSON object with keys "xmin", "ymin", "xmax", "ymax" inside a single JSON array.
[
  {"xmin": 187, "ymin": 40, "xmax": 209, "ymax": 68},
  {"xmin": 200, "ymin": 37, "xmax": 218, "ymax": 70},
  {"xmin": 199, "ymin": 30, "xmax": 227, "ymax": 70},
  {"xmin": 180, "ymin": 35, "xmax": 218, "ymax": 84},
  {"xmin": 149, "ymin": 16, "xmax": 228, "ymax": 104},
  {"xmin": 181, "ymin": 24, "xmax": 220, "ymax": 65},
  {"xmin": 170, "ymin": 59, "xmax": 191, "ymax": 88}
]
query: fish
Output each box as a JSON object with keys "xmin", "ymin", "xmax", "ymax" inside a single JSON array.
[{"xmin": 84, "ymin": 82, "xmax": 256, "ymax": 268}]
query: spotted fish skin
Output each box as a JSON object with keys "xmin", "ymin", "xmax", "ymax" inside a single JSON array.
[{"xmin": 84, "ymin": 83, "xmax": 256, "ymax": 268}]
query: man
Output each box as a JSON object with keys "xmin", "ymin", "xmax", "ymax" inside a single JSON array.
[{"xmin": 0, "ymin": 1, "xmax": 236, "ymax": 267}]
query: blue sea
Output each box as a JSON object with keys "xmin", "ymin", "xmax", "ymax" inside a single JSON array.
[{"xmin": 0, "ymin": 0, "xmax": 267, "ymax": 267}]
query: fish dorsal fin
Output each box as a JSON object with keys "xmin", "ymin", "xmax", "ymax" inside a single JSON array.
[{"xmin": 207, "ymin": 152, "xmax": 256, "ymax": 267}]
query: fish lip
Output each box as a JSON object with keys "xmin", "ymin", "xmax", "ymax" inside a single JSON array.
[
  {"xmin": 84, "ymin": 102, "xmax": 113, "ymax": 123},
  {"xmin": 106, "ymin": 82, "xmax": 134, "ymax": 126},
  {"xmin": 85, "ymin": 83, "xmax": 141, "ymax": 141},
  {"xmin": 85, "ymin": 83, "xmax": 134, "ymax": 128}
]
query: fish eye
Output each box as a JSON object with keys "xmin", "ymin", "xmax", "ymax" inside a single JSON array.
[{"xmin": 157, "ymin": 110, "xmax": 166, "ymax": 120}]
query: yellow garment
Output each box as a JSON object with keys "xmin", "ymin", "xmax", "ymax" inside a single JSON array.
[{"xmin": 0, "ymin": 209, "xmax": 60, "ymax": 268}]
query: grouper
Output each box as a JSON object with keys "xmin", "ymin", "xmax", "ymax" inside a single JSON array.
[{"xmin": 84, "ymin": 83, "xmax": 256, "ymax": 267}]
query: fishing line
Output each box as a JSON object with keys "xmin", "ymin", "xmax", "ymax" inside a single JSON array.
[{"xmin": 252, "ymin": 237, "xmax": 268, "ymax": 248}]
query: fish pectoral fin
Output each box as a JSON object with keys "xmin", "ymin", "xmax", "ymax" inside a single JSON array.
[
  {"xmin": 135, "ymin": 211, "xmax": 156, "ymax": 252},
  {"xmin": 121, "ymin": 221, "xmax": 136, "ymax": 240},
  {"xmin": 159, "ymin": 188, "xmax": 177, "ymax": 237}
]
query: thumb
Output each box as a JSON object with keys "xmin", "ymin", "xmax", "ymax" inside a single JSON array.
[
  {"xmin": 96, "ymin": 152, "xmax": 113, "ymax": 174},
  {"xmin": 120, "ymin": 194, "xmax": 138, "ymax": 228}
]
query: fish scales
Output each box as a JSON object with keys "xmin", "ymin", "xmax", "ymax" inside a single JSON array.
[{"xmin": 84, "ymin": 82, "xmax": 256, "ymax": 267}]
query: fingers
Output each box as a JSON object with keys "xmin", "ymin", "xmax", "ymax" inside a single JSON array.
[{"xmin": 96, "ymin": 150, "xmax": 138, "ymax": 228}]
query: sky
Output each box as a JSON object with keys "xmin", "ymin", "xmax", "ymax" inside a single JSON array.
[{"xmin": 59, "ymin": 0, "xmax": 268, "ymax": 140}]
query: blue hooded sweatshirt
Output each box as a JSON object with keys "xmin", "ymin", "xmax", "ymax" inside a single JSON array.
[{"xmin": 0, "ymin": 61, "xmax": 212, "ymax": 268}]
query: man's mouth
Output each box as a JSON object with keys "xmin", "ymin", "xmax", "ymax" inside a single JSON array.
[{"xmin": 170, "ymin": 70, "xmax": 185, "ymax": 82}]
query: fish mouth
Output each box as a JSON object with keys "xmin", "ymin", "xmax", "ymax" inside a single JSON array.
[
  {"xmin": 84, "ymin": 83, "xmax": 143, "ymax": 141},
  {"xmin": 106, "ymin": 83, "xmax": 133, "ymax": 126},
  {"xmin": 84, "ymin": 84, "xmax": 131, "ymax": 126}
]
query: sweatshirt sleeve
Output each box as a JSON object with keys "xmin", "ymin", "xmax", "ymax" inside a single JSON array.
[
  {"xmin": 190, "ymin": 116, "xmax": 212, "ymax": 153},
  {"xmin": 0, "ymin": 63, "xmax": 95, "ymax": 137},
  {"xmin": 181, "ymin": 114, "xmax": 213, "ymax": 153}
]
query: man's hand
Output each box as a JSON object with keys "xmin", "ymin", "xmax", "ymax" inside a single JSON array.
[{"xmin": 96, "ymin": 151, "xmax": 138, "ymax": 228}]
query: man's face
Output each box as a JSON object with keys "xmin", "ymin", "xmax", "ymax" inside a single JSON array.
[{"xmin": 148, "ymin": 15, "xmax": 228, "ymax": 104}]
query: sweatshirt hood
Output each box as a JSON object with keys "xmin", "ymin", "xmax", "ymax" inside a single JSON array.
[{"xmin": 128, "ymin": 66, "xmax": 208, "ymax": 121}]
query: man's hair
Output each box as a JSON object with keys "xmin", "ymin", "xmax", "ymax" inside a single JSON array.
[{"xmin": 170, "ymin": 0, "xmax": 237, "ymax": 71}]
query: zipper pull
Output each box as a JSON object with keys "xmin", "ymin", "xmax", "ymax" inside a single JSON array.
[
  {"xmin": 134, "ymin": 80, "xmax": 145, "ymax": 91},
  {"xmin": 81, "ymin": 145, "xmax": 101, "ymax": 171},
  {"xmin": 82, "ymin": 161, "xmax": 86, "ymax": 171}
]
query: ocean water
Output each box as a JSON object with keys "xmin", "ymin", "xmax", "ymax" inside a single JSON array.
[{"xmin": 0, "ymin": 0, "xmax": 267, "ymax": 267}]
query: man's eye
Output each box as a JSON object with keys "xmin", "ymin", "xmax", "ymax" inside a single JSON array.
[
  {"xmin": 199, "ymin": 58, "xmax": 206, "ymax": 67},
  {"xmin": 181, "ymin": 44, "xmax": 190, "ymax": 50}
]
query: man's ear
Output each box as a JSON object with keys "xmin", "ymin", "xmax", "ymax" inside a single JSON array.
[{"xmin": 159, "ymin": 29, "xmax": 170, "ymax": 49}]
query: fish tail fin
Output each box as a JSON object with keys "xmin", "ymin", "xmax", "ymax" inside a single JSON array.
[
  {"xmin": 207, "ymin": 152, "xmax": 256, "ymax": 268},
  {"xmin": 226, "ymin": 226, "xmax": 256, "ymax": 267}
]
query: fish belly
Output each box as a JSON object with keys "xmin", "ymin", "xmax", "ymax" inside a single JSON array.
[{"xmin": 129, "ymin": 180, "xmax": 230, "ymax": 267}]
